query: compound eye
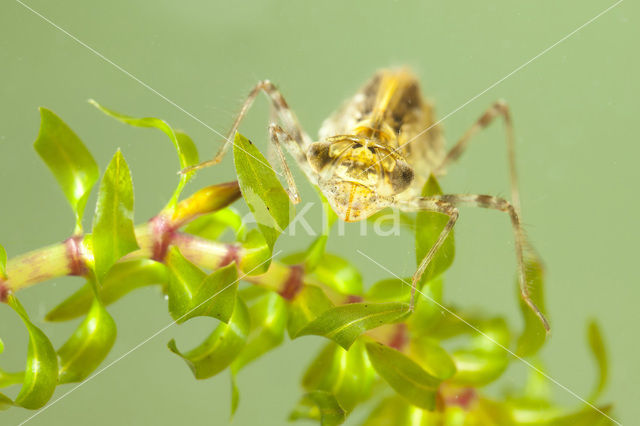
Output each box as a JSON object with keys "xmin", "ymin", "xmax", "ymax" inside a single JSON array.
[
  {"xmin": 307, "ymin": 142, "xmax": 332, "ymax": 172},
  {"xmin": 388, "ymin": 160, "xmax": 414, "ymax": 194}
]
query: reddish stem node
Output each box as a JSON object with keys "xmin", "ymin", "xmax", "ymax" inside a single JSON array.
[
  {"xmin": 150, "ymin": 215, "xmax": 176, "ymax": 261},
  {"xmin": 279, "ymin": 264, "xmax": 304, "ymax": 300},
  {"xmin": 65, "ymin": 235, "xmax": 88, "ymax": 277},
  {"xmin": 388, "ymin": 323, "xmax": 409, "ymax": 351},
  {"xmin": 219, "ymin": 244, "xmax": 240, "ymax": 267},
  {"xmin": 0, "ymin": 282, "xmax": 9, "ymax": 303},
  {"xmin": 346, "ymin": 295, "xmax": 363, "ymax": 304},
  {"xmin": 443, "ymin": 387, "xmax": 477, "ymax": 409}
]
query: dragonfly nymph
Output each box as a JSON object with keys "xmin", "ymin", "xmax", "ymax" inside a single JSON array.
[{"xmin": 183, "ymin": 68, "xmax": 550, "ymax": 332}]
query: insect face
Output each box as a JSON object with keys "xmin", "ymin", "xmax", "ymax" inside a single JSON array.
[{"xmin": 307, "ymin": 136, "xmax": 414, "ymax": 222}]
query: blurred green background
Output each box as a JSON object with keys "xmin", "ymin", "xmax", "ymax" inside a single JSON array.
[{"xmin": 0, "ymin": 0, "xmax": 637, "ymax": 424}]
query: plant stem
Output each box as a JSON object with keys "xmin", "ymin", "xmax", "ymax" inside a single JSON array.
[
  {"xmin": 2, "ymin": 224, "xmax": 300, "ymax": 299},
  {"xmin": 0, "ymin": 181, "xmax": 305, "ymax": 300}
]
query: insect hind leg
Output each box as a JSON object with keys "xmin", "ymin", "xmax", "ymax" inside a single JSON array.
[
  {"xmin": 435, "ymin": 100, "xmax": 521, "ymax": 213},
  {"xmin": 397, "ymin": 193, "xmax": 550, "ymax": 332}
]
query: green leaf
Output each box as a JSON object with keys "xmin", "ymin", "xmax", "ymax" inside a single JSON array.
[
  {"xmin": 238, "ymin": 229, "xmax": 272, "ymax": 276},
  {"xmin": 407, "ymin": 277, "xmax": 445, "ymax": 333},
  {"xmin": 233, "ymin": 132, "xmax": 291, "ymax": 251},
  {"xmin": 231, "ymin": 291, "xmax": 287, "ymax": 372},
  {"xmin": 287, "ymin": 285, "xmax": 335, "ymax": 338},
  {"xmin": 0, "ymin": 392, "xmax": 14, "ymax": 411},
  {"xmin": 587, "ymin": 320, "xmax": 608, "ymax": 401},
  {"xmin": 368, "ymin": 209, "xmax": 415, "ymax": 232},
  {"xmin": 366, "ymin": 278, "xmax": 411, "ymax": 302},
  {"xmin": 166, "ymin": 247, "xmax": 238, "ymax": 323},
  {"xmin": 296, "ymin": 302, "xmax": 410, "ymax": 350},
  {"xmin": 92, "ymin": 149, "xmax": 139, "ymax": 282},
  {"xmin": 184, "ymin": 208, "xmax": 245, "ymax": 241},
  {"xmin": 0, "ymin": 243, "xmax": 6, "ymax": 279},
  {"xmin": 90, "ymin": 100, "xmax": 199, "ymax": 208},
  {"xmin": 304, "ymin": 236, "xmax": 329, "ymax": 273},
  {"xmin": 284, "ymin": 252, "xmax": 363, "ymax": 295},
  {"xmin": 415, "ymin": 175, "xmax": 455, "ymax": 284},
  {"xmin": 450, "ymin": 318, "xmax": 510, "ymax": 387},
  {"xmin": 516, "ymin": 256, "xmax": 548, "ymax": 357},
  {"xmin": 0, "ymin": 369, "xmax": 24, "ymax": 388},
  {"xmin": 303, "ymin": 192, "xmax": 338, "ymax": 273},
  {"xmin": 230, "ymin": 372, "xmax": 240, "ymax": 417},
  {"xmin": 168, "ymin": 297, "xmax": 249, "ymax": 380},
  {"xmin": 365, "ymin": 341, "xmax": 441, "ymax": 411},
  {"xmin": 362, "ymin": 395, "xmax": 435, "ymax": 426},
  {"xmin": 302, "ymin": 340, "xmax": 375, "ymax": 412},
  {"xmin": 46, "ymin": 260, "xmax": 167, "ymax": 322},
  {"xmin": 6, "ymin": 295, "xmax": 58, "ymax": 409},
  {"xmin": 56, "ymin": 295, "xmax": 117, "ymax": 384},
  {"xmin": 313, "ymin": 254, "xmax": 363, "ymax": 295},
  {"xmin": 289, "ymin": 391, "xmax": 346, "ymax": 426},
  {"xmin": 34, "ymin": 108, "xmax": 99, "ymax": 233},
  {"xmin": 545, "ymin": 405, "xmax": 614, "ymax": 426},
  {"xmin": 410, "ymin": 337, "xmax": 456, "ymax": 381}
]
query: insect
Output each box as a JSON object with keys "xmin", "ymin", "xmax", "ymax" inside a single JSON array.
[{"xmin": 182, "ymin": 68, "xmax": 550, "ymax": 331}]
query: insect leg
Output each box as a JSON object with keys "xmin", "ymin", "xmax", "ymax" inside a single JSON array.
[
  {"xmin": 269, "ymin": 124, "xmax": 302, "ymax": 204},
  {"xmin": 396, "ymin": 197, "xmax": 459, "ymax": 311},
  {"xmin": 402, "ymin": 193, "xmax": 550, "ymax": 331},
  {"xmin": 435, "ymin": 101, "xmax": 522, "ymax": 213},
  {"xmin": 181, "ymin": 80, "xmax": 311, "ymax": 174}
]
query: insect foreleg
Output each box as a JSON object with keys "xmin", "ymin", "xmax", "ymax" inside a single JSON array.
[{"xmin": 181, "ymin": 80, "xmax": 310, "ymax": 174}]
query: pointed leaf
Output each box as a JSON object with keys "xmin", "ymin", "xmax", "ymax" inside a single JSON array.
[
  {"xmin": 362, "ymin": 395, "xmax": 435, "ymax": 426},
  {"xmin": 287, "ymin": 285, "xmax": 334, "ymax": 338},
  {"xmin": 450, "ymin": 318, "xmax": 510, "ymax": 386},
  {"xmin": 365, "ymin": 341, "xmax": 441, "ymax": 410},
  {"xmin": 233, "ymin": 132, "xmax": 291, "ymax": 251},
  {"xmin": 230, "ymin": 372, "xmax": 240, "ymax": 417},
  {"xmin": 546, "ymin": 405, "xmax": 614, "ymax": 426},
  {"xmin": 516, "ymin": 256, "xmax": 548, "ymax": 357},
  {"xmin": 410, "ymin": 337, "xmax": 456, "ymax": 381},
  {"xmin": 289, "ymin": 391, "xmax": 346, "ymax": 426},
  {"xmin": 415, "ymin": 175, "xmax": 455, "ymax": 284},
  {"xmin": 366, "ymin": 278, "xmax": 411, "ymax": 302},
  {"xmin": 184, "ymin": 207, "xmax": 245, "ymax": 241},
  {"xmin": 297, "ymin": 302, "xmax": 410, "ymax": 350},
  {"xmin": 284, "ymin": 252, "xmax": 363, "ymax": 295},
  {"xmin": 90, "ymin": 100, "xmax": 199, "ymax": 207},
  {"xmin": 57, "ymin": 295, "xmax": 117, "ymax": 384},
  {"xmin": 407, "ymin": 277, "xmax": 445, "ymax": 333},
  {"xmin": 304, "ymin": 236, "xmax": 328, "ymax": 273},
  {"xmin": 6, "ymin": 295, "xmax": 58, "ymax": 409},
  {"xmin": 92, "ymin": 150, "xmax": 139, "ymax": 282},
  {"xmin": 168, "ymin": 297, "xmax": 249, "ymax": 380},
  {"xmin": 0, "ymin": 392, "xmax": 14, "ymax": 410},
  {"xmin": 46, "ymin": 260, "xmax": 167, "ymax": 322},
  {"xmin": 588, "ymin": 320, "xmax": 608, "ymax": 401},
  {"xmin": 231, "ymin": 291, "xmax": 287, "ymax": 372},
  {"xmin": 0, "ymin": 369, "xmax": 25, "ymax": 388},
  {"xmin": 166, "ymin": 247, "xmax": 238, "ymax": 323},
  {"xmin": 302, "ymin": 340, "xmax": 375, "ymax": 412},
  {"xmin": 34, "ymin": 108, "xmax": 99, "ymax": 233},
  {"xmin": 303, "ymin": 192, "xmax": 338, "ymax": 273},
  {"xmin": 313, "ymin": 254, "xmax": 363, "ymax": 295}
]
